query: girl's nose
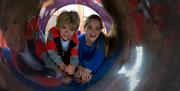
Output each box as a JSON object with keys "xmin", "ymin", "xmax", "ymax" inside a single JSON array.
[{"xmin": 89, "ymin": 29, "xmax": 95, "ymax": 33}]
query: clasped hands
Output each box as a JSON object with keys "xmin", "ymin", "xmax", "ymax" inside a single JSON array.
[
  {"xmin": 58, "ymin": 63, "xmax": 92, "ymax": 84},
  {"xmin": 59, "ymin": 62, "xmax": 75, "ymax": 75},
  {"xmin": 74, "ymin": 66, "xmax": 92, "ymax": 84}
]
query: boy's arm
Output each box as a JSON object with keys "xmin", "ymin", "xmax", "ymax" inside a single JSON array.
[
  {"xmin": 39, "ymin": 28, "xmax": 65, "ymax": 67},
  {"xmin": 70, "ymin": 43, "xmax": 79, "ymax": 67}
]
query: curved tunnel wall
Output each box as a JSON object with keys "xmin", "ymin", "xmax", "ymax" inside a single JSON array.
[{"xmin": 0, "ymin": 0, "xmax": 180, "ymax": 91}]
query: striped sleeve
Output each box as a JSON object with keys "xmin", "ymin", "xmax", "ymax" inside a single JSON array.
[
  {"xmin": 70, "ymin": 36, "xmax": 79, "ymax": 67},
  {"xmin": 43, "ymin": 27, "xmax": 63, "ymax": 65}
]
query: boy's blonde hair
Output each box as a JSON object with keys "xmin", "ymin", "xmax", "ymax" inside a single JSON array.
[{"xmin": 56, "ymin": 11, "xmax": 80, "ymax": 31}]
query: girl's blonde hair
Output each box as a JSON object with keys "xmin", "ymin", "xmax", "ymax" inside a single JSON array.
[
  {"xmin": 84, "ymin": 14, "xmax": 109, "ymax": 56},
  {"xmin": 56, "ymin": 11, "xmax": 80, "ymax": 31},
  {"xmin": 99, "ymin": 33, "xmax": 109, "ymax": 57}
]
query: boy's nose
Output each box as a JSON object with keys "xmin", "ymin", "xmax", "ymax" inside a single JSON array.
[{"xmin": 65, "ymin": 30, "xmax": 71, "ymax": 34}]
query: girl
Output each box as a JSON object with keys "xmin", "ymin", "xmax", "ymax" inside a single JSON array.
[{"xmin": 74, "ymin": 14, "xmax": 109, "ymax": 84}]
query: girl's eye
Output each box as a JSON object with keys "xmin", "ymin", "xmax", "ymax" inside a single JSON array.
[
  {"xmin": 95, "ymin": 27, "xmax": 100, "ymax": 30},
  {"xmin": 87, "ymin": 26, "xmax": 92, "ymax": 29}
]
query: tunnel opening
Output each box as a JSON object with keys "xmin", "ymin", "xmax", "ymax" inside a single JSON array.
[{"xmin": 0, "ymin": 0, "xmax": 125, "ymax": 90}]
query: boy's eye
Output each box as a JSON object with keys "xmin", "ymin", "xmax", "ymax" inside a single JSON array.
[
  {"xmin": 70, "ymin": 29, "xmax": 74, "ymax": 31},
  {"xmin": 62, "ymin": 26, "xmax": 66, "ymax": 29}
]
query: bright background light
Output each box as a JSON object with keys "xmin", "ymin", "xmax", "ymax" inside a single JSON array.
[
  {"xmin": 45, "ymin": 4, "xmax": 107, "ymax": 40},
  {"xmin": 118, "ymin": 46, "xmax": 143, "ymax": 91}
]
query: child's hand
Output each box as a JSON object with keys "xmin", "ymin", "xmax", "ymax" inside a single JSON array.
[
  {"xmin": 74, "ymin": 66, "xmax": 84, "ymax": 83},
  {"xmin": 65, "ymin": 64, "xmax": 75, "ymax": 75},
  {"xmin": 74, "ymin": 66, "xmax": 92, "ymax": 84},
  {"xmin": 81, "ymin": 68, "xmax": 92, "ymax": 84},
  {"xmin": 58, "ymin": 62, "xmax": 67, "ymax": 72}
]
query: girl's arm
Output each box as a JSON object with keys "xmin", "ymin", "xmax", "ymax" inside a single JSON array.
[{"xmin": 83, "ymin": 39, "xmax": 105, "ymax": 73}]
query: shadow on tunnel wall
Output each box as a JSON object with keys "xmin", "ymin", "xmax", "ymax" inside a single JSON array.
[{"xmin": 1, "ymin": 0, "xmax": 180, "ymax": 91}]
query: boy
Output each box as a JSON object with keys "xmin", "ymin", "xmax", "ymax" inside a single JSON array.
[{"xmin": 37, "ymin": 11, "xmax": 80, "ymax": 84}]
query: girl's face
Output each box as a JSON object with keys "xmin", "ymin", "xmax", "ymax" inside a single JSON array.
[
  {"xmin": 59, "ymin": 23, "xmax": 75, "ymax": 41},
  {"xmin": 85, "ymin": 19, "xmax": 102, "ymax": 44}
]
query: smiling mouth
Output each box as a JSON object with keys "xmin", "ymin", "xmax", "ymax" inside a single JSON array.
[
  {"xmin": 63, "ymin": 34, "xmax": 69, "ymax": 38},
  {"xmin": 89, "ymin": 34, "xmax": 96, "ymax": 38}
]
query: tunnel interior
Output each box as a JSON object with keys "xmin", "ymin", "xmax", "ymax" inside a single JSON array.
[{"xmin": 0, "ymin": 0, "xmax": 180, "ymax": 91}]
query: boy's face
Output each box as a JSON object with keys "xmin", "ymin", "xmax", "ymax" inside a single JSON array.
[{"xmin": 59, "ymin": 23, "xmax": 75, "ymax": 41}]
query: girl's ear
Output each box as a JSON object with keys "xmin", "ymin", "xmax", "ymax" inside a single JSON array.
[{"xmin": 84, "ymin": 27, "xmax": 87, "ymax": 32}]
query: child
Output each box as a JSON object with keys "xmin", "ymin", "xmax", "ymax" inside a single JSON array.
[
  {"xmin": 74, "ymin": 14, "xmax": 109, "ymax": 84},
  {"xmin": 38, "ymin": 11, "xmax": 80, "ymax": 84}
]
